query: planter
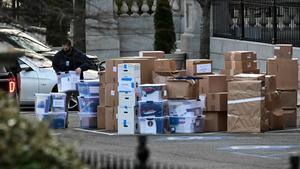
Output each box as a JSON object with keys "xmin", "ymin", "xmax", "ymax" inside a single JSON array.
[{"xmin": 165, "ymin": 52, "xmax": 187, "ymax": 70}]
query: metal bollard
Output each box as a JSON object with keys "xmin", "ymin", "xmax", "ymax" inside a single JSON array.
[
  {"xmin": 290, "ymin": 156, "xmax": 300, "ymax": 169},
  {"xmin": 136, "ymin": 136, "xmax": 150, "ymax": 169}
]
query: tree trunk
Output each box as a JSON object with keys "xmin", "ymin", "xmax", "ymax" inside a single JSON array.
[
  {"xmin": 73, "ymin": 0, "xmax": 86, "ymax": 52},
  {"xmin": 200, "ymin": 3, "xmax": 211, "ymax": 59}
]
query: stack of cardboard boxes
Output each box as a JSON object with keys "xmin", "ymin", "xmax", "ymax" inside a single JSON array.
[
  {"xmin": 200, "ymin": 75, "xmax": 228, "ymax": 132},
  {"xmin": 227, "ymin": 74, "xmax": 268, "ymax": 132},
  {"xmin": 117, "ymin": 63, "xmax": 141, "ymax": 134},
  {"xmin": 224, "ymin": 51, "xmax": 258, "ymax": 78},
  {"xmin": 97, "ymin": 57, "xmax": 156, "ymax": 132},
  {"xmin": 267, "ymin": 44, "xmax": 298, "ymax": 128}
]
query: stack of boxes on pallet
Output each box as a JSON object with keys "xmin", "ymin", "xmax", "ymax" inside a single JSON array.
[
  {"xmin": 227, "ymin": 74, "xmax": 268, "ymax": 132},
  {"xmin": 138, "ymin": 84, "xmax": 167, "ymax": 134},
  {"xmin": 267, "ymin": 44, "xmax": 298, "ymax": 128},
  {"xmin": 224, "ymin": 51, "xmax": 259, "ymax": 77},
  {"xmin": 77, "ymin": 80, "xmax": 100, "ymax": 129},
  {"xmin": 117, "ymin": 63, "xmax": 141, "ymax": 134}
]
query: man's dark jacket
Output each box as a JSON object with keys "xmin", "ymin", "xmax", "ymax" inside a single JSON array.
[{"xmin": 52, "ymin": 48, "xmax": 90, "ymax": 79}]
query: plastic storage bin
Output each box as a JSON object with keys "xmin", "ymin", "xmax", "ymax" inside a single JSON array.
[
  {"xmin": 79, "ymin": 112, "xmax": 97, "ymax": 129},
  {"xmin": 138, "ymin": 101, "xmax": 166, "ymax": 117},
  {"xmin": 36, "ymin": 112, "xmax": 67, "ymax": 129},
  {"xmin": 139, "ymin": 84, "xmax": 166, "ymax": 101},
  {"xmin": 35, "ymin": 93, "xmax": 51, "ymax": 114},
  {"xmin": 51, "ymin": 93, "xmax": 66, "ymax": 112},
  {"xmin": 168, "ymin": 100, "xmax": 204, "ymax": 117},
  {"xmin": 57, "ymin": 71, "xmax": 80, "ymax": 92},
  {"xmin": 78, "ymin": 96, "xmax": 99, "ymax": 112},
  {"xmin": 138, "ymin": 116, "xmax": 166, "ymax": 134},
  {"xmin": 76, "ymin": 80, "xmax": 100, "ymax": 97},
  {"xmin": 169, "ymin": 116, "xmax": 205, "ymax": 133}
]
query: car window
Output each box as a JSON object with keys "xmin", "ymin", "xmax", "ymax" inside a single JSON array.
[
  {"xmin": 0, "ymin": 66, "xmax": 6, "ymax": 73},
  {"xmin": 6, "ymin": 34, "xmax": 51, "ymax": 53},
  {"xmin": 22, "ymin": 54, "xmax": 52, "ymax": 68}
]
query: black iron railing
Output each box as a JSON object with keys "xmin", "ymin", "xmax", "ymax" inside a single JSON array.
[
  {"xmin": 213, "ymin": 0, "xmax": 300, "ymax": 46},
  {"xmin": 79, "ymin": 136, "xmax": 300, "ymax": 169}
]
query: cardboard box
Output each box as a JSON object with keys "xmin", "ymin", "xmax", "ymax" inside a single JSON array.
[
  {"xmin": 205, "ymin": 92, "xmax": 228, "ymax": 111},
  {"xmin": 270, "ymin": 109, "xmax": 284, "ymax": 130},
  {"xmin": 118, "ymin": 91, "xmax": 138, "ymax": 107},
  {"xmin": 105, "ymin": 57, "xmax": 155, "ymax": 84},
  {"xmin": 105, "ymin": 107, "xmax": 117, "ymax": 131},
  {"xmin": 118, "ymin": 107, "xmax": 138, "ymax": 134},
  {"xmin": 186, "ymin": 59, "xmax": 213, "ymax": 76},
  {"xmin": 154, "ymin": 59, "xmax": 177, "ymax": 72},
  {"xmin": 204, "ymin": 111, "xmax": 227, "ymax": 132},
  {"xmin": 152, "ymin": 70, "xmax": 186, "ymax": 84},
  {"xmin": 167, "ymin": 79, "xmax": 198, "ymax": 99},
  {"xmin": 233, "ymin": 73, "xmax": 265, "ymax": 82},
  {"xmin": 278, "ymin": 90, "xmax": 297, "ymax": 109},
  {"xmin": 228, "ymin": 80, "xmax": 267, "ymax": 132},
  {"xmin": 105, "ymin": 83, "xmax": 118, "ymax": 107},
  {"xmin": 224, "ymin": 51, "xmax": 256, "ymax": 61},
  {"xmin": 265, "ymin": 75, "xmax": 277, "ymax": 94},
  {"xmin": 265, "ymin": 91, "xmax": 281, "ymax": 112},
  {"xmin": 199, "ymin": 75, "xmax": 227, "ymax": 94},
  {"xmin": 99, "ymin": 86, "xmax": 106, "ymax": 106},
  {"xmin": 283, "ymin": 109, "xmax": 297, "ymax": 128},
  {"xmin": 118, "ymin": 76, "xmax": 140, "ymax": 92},
  {"xmin": 267, "ymin": 58, "xmax": 298, "ymax": 90},
  {"xmin": 139, "ymin": 51, "xmax": 165, "ymax": 59},
  {"xmin": 224, "ymin": 69, "xmax": 243, "ymax": 77},
  {"xmin": 225, "ymin": 60, "xmax": 257, "ymax": 72},
  {"xmin": 274, "ymin": 44, "xmax": 293, "ymax": 59},
  {"xmin": 117, "ymin": 63, "xmax": 141, "ymax": 81},
  {"xmin": 97, "ymin": 106, "xmax": 105, "ymax": 129},
  {"xmin": 98, "ymin": 71, "xmax": 105, "ymax": 86}
]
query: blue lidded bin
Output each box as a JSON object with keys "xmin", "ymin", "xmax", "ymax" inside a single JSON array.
[
  {"xmin": 78, "ymin": 96, "xmax": 99, "ymax": 112},
  {"xmin": 78, "ymin": 112, "xmax": 97, "ymax": 129},
  {"xmin": 35, "ymin": 93, "xmax": 51, "ymax": 114},
  {"xmin": 138, "ymin": 116, "xmax": 166, "ymax": 134},
  {"xmin": 51, "ymin": 93, "xmax": 66, "ymax": 112},
  {"xmin": 76, "ymin": 80, "xmax": 100, "ymax": 97},
  {"xmin": 36, "ymin": 112, "xmax": 67, "ymax": 129},
  {"xmin": 138, "ymin": 101, "xmax": 165, "ymax": 117}
]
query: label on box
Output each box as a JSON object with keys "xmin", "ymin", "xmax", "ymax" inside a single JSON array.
[
  {"xmin": 111, "ymin": 90, "xmax": 115, "ymax": 96},
  {"xmin": 118, "ymin": 78, "xmax": 135, "ymax": 92},
  {"xmin": 196, "ymin": 64, "xmax": 211, "ymax": 73},
  {"xmin": 53, "ymin": 99, "xmax": 65, "ymax": 108},
  {"xmin": 113, "ymin": 66, "xmax": 117, "ymax": 72},
  {"xmin": 89, "ymin": 86, "xmax": 99, "ymax": 94}
]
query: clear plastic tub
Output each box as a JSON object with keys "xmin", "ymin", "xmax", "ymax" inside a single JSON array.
[
  {"xmin": 35, "ymin": 93, "xmax": 51, "ymax": 114},
  {"xmin": 76, "ymin": 80, "xmax": 100, "ymax": 97},
  {"xmin": 57, "ymin": 71, "xmax": 80, "ymax": 92},
  {"xmin": 51, "ymin": 93, "xmax": 66, "ymax": 112},
  {"xmin": 36, "ymin": 112, "xmax": 67, "ymax": 129},
  {"xmin": 138, "ymin": 101, "xmax": 166, "ymax": 117},
  {"xmin": 169, "ymin": 116, "xmax": 205, "ymax": 133},
  {"xmin": 138, "ymin": 84, "xmax": 166, "ymax": 101},
  {"xmin": 138, "ymin": 116, "xmax": 167, "ymax": 134},
  {"xmin": 168, "ymin": 100, "xmax": 204, "ymax": 117},
  {"xmin": 79, "ymin": 112, "xmax": 97, "ymax": 129},
  {"xmin": 78, "ymin": 96, "xmax": 99, "ymax": 112}
]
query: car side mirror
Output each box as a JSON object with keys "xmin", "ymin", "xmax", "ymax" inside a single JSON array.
[{"xmin": 20, "ymin": 64, "xmax": 32, "ymax": 72}]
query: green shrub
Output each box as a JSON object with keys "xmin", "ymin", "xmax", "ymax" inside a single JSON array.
[
  {"xmin": 0, "ymin": 92, "xmax": 88, "ymax": 169},
  {"xmin": 154, "ymin": 0, "xmax": 176, "ymax": 54}
]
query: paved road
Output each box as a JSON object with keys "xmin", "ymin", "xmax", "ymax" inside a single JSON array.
[{"xmin": 22, "ymin": 111, "xmax": 300, "ymax": 169}]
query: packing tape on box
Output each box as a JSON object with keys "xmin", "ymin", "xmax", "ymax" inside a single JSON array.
[{"xmin": 228, "ymin": 97, "xmax": 265, "ymax": 105}]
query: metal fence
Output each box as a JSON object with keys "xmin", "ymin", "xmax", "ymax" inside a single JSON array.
[
  {"xmin": 79, "ymin": 136, "xmax": 300, "ymax": 169},
  {"xmin": 212, "ymin": 0, "xmax": 300, "ymax": 46}
]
